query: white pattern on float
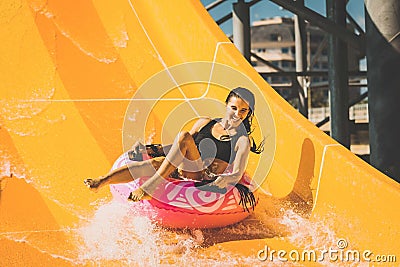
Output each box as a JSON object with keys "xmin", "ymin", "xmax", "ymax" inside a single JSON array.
[{"xmin": 186, "ymin": 190, "xmax": 225, "ymax": 213}]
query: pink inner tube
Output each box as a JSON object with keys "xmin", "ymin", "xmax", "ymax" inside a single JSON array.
[{"xmin": 109, "ymin": 152, "xmax": 258, "ymax": 229}]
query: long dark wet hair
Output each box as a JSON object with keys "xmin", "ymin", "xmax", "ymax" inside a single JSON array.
[{"xmin": 225, "ymin": 87, "xmax": 264, "ymax": 154}]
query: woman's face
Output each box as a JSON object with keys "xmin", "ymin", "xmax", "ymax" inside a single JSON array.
[{"xmin": 225, "ymin": 96, "xmax": 250, "ymax": 128}]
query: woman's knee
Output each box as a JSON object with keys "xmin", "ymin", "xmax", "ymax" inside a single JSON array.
[
  {"xmin": 150, "ymin": 156, "xmax": 165, "ymax": 170},
  {"xmin": 177, "ymin": 131, "xmax": 194, "ymax": 146},
  {"xmin": 127, "ymin": 157, "xmax": 164, "ymax": 173}
]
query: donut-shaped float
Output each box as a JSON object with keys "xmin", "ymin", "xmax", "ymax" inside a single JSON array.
[{"xmin": 109, "ymin": 151, "xmax": 258, "ymax": 229}]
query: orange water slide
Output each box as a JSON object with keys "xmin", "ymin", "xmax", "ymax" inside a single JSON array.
[{"xmin": 1, "ymin": 0, "xmax": 399, "ymax": 266}]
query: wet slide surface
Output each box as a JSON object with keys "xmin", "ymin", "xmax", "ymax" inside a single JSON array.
[{"xmin": 1, "ymin": 0, "xmax": 400, "ymax": 266}]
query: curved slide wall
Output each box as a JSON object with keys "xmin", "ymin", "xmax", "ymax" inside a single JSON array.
[{"xmin": 1, "ymin": 0, "xmax": 399, "ymax": 265}]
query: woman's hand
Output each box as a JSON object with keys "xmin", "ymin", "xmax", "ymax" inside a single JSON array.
[
  {"xmin": 132, "ymin": 141, "xmax": 145, "ymax": 153},
  {"xmin": 212, "ymin": 176, "xmax": 229, "ymax": 188},
  {"xmin": 128, "ymin": 141, "xmax": 146, "ymax": 160}
]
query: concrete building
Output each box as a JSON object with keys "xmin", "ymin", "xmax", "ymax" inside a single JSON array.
[
  {"xmin": 250, "ymin": 17, "xmax": 368, "ymax": 155},
  {"xmin": 250, "ymin": 17, "xmax": 363, "ymax": 106}
]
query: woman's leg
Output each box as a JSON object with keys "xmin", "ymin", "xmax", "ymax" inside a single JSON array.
[
  {"xmin": 84, "ymin": 157, "xmax": 164, "ymax": 192},
  {"xmin": 129, "ymin": 131, "xmax": 204, "ymax": 201}
]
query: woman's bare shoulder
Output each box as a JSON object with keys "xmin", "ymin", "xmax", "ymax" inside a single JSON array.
[{"xmin": 189, "ymin": 117, "xmax": 212, "ymax": 135}]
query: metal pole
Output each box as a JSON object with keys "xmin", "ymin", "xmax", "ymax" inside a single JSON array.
[
  {"xmin": 233, "ymin": 0, "xmax": 251, "ymax": 62},
  {"xmin": 326, "ymin": 0, "xmax": 350, "ymax": 148},
  {"xmin": 206, "ymin": 0, "xmax": 227, "ymax": 11},
  {"xmin": 307, "ymin": 31, "xmax": 312, "ymax": 114},
  {"xmin": 365, "ymin": 0, "xmax": 400, "ymax": 182},
  {"xmin": 294, "ymin": 1, "xmax": 308, "ymax": 118},
  {"xmin": 269, "ymin": 0, "xmax": 365, "ymax": 52}
]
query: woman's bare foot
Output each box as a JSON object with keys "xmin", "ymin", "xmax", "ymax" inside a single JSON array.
[
  {"xmin": 128, "ymin": 187, "xmax": 152, "ymax": 202},
  {"xmin": 84, "ymin": 177, "xmax": 106, "ymax": 193}
]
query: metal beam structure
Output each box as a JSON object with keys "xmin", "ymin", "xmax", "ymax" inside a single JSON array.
[
  {"xmin": 206, "ymin": 0, "xmax": 227, "ymax": 11},
  {"xmin": 294, "ymin": 0, "xmax": 308, "ymax": 117},
  {"xmin": 326, "ymin": 0, "xmax": 350, "ymax": 148},
  {"xmin": 212, "ymin": 0, "xmax": 372, "ymax": 157},
  {"xmin": 365, "ymin": 0, "xmax": 400, "ymax": 182},
  {"xmin": 310, "ymin": 36, "xmax": 328, "ymax": 70},
  {"xmin": 269, "ymin": 0, "xmax": 365, "ymax": 52},
  {"xmin": 215, "ymin": 0, "xmax": 261, "ymax": 25},
  {"xmin": 259, "ymin": 70, "xmax": 367, "ymax": 78},
  {"xmin": 216, "ymin": 12, "xmax": 232, "ymax": 25},
  {"xmin": 346, "ymin": 10, "xmax": 365, "ymax": 36},
  {"xmin": 233, "ymin": 0, "xmax": 251, "ymax": 61},
  {"xmin": 315, "ymin": 91, "xmax": 368, "ymax": 128},
  {"xmin": 250, "ymin": 52, "xmax": 286, "ymax": 72}
]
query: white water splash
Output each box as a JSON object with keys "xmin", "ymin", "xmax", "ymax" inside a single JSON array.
[
  {"xmin": 78, "ymin": 201, "xmax": 170, "ymax": 265},
  {"xmin": 111, "ymin": 22, "xmax": 130, "ymax": 49},
  {"xmin": 127, "ymin": 108, "xmax": 140, "ymax": 122},
  {"xmin": 146, "ymin": 129, "xmax": 156, "ymax": 145},
  {"xmin": 0, "ymin": 154, "xmax": 27, "ymax": 181},
  {"xmin": 0, "ymin": 87, "xmax": 68, "ymax": 137},
  {"xmin": 1, "ymin": 87, "xmax": 55, "ymax": 120},
  {"xmin": 30, "ymin": 3, "xmax": 118, "ymax": 64},
  {"xmin": 76, "ymin": 199, "xmax": 295, "ymax": 266}
]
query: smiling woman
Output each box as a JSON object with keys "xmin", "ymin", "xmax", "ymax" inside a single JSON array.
[{"xmin": 84, "ymin": 87, "xmax": 264, "ymax": 206}]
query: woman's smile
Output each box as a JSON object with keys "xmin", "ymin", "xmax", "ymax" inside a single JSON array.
[{"xmin": 222, "ymin": 96, "xmax": 250, "ymax": 129}]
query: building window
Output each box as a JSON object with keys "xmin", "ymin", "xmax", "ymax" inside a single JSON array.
[
  {"xmin": 281, "ymin": 60, "xmax": 292, "ymax": 68},
  {"xmin": 312, "ymin": 77, "xmax": 320, "ymax": 83},
  {"xmin": 282, "ymin": 76, "xmax": 290, "ymax": 83},
  {"xmin": 310, "ymin": 34, "xmax": 324, "ymax": 43},
  {"xmin": 270, "ymin": 33, "xmax": 282, "ymax": 41},
  {"xmin": 271, "ymin": 61, "xmax": 280, "ymax": 67},
  {"xmin": 281, "ymin": 47, "xmax": 289, "ymax": 54},
  {"xmin": 310, "ymin": 48, "xmax": 317, "ymax": 56},
  {"xmin": 271, "ymin": 76, "xmax": 280, "ymax": 83}
]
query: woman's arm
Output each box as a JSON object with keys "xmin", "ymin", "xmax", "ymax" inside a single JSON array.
[
  {"xmin": 213, "ymin": 135, "xmax": 251, "ymax": 188},
  {"xmin": 189, "ymin": 117, "xmax": 211, "ymax": 135}
]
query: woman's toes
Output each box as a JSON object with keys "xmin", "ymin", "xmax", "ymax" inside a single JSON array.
[
  {"xmin": 128, "ymin": 188, "xmax": 151, "ymax": 202},
  {"xmin": 84, "ymin": 178, "xmax": 101, "ymax": 192}
]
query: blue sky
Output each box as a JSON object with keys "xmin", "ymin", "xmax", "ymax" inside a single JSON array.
[{"xmin": 201, "ymin": 0, "xmax": 365, "ymax": 35}]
